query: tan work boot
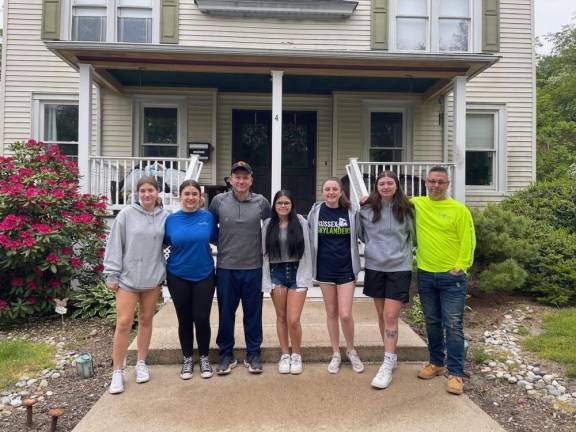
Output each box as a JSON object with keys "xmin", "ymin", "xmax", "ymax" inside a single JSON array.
[
  {"xmin": 446, "ymin": 375, "xmax": 464, "ymax": 395},
  {"xmin": 417, "ymin": 363, "xmax": 447, "ymax": 379}
]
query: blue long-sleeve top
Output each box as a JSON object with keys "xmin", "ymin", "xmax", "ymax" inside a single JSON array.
[{"xmin": 164, "ymin": 209, "xmax": 217, "ymax": 281}]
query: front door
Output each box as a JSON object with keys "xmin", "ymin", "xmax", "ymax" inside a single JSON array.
[{"xmin": 232, "ymin": 110, "xmax": 316, "ymax": 214}]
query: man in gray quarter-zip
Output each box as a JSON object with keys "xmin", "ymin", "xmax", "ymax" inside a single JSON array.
[{"xmin": 209, "ymin": 161, "xmax": 271, "ymax": 375}]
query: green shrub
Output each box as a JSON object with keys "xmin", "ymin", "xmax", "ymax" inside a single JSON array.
[
  {"xmin": 470, "ymin": 345, "xmax": 490, "ymax": 365},
  {"xmin": 71, "ymin": 281, "xmax": 117, "ymax": 323},
  {"xmin": 476, "ymin": 259, "xmax": 528, "ymax": 294},
  {"xmin": 407, "ymin": 294, "xmax": 425, "ymax": 329},
  {"xmin": 502, "ymin": 180, "xmax": 576, "ymax": 234}
]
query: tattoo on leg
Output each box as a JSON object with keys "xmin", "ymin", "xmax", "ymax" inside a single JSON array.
[{"xmin": 385, "ymin": 330, "xmax": 398, "ymax": 339}]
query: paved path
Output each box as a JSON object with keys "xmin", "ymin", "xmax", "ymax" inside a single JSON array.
[{"xmin": 73, "ymin": 363, "xmax": 504, "ymax": 432}]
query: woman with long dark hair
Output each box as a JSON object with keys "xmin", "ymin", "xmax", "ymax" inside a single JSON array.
[
  {"xmin": 164, "ymin": 180, "xmax": 217, "ymax": 380},
  {"xmin": 262, "ymin": 190, "xmax": 312, "ymax": 374},
  {"xmin": 104, "ymin": 176, "xmax": 168, "ymax": 394},
  {"xmin": 359, "ymin": 170, "xmax": 415, "ymax": 389},
  {"xmin": 308, "ymin": 177, "xmax": 363, "ymax": 374}
]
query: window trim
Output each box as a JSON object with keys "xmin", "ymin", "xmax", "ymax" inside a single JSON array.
[
  {"xmin": 62, "ymin": 0, "xmax": 160, "ymax": 43},
  {"xmin": 465, "ymin": 103, "xmax": 506, "ymax": 193},
  {"xmin": 389, "ymin": 0, "xmax": 481, "ymax": 53},
  {"xmin": 362, "ymin": 99, "xmax": 415, "ymax": 163},
  {"xmin": 132, "ymin": 96, "xmax": 188, "ymax": 158},
  {"xmin": 32, "ymin": 94, "xmax": 80, "ymax": 153}
]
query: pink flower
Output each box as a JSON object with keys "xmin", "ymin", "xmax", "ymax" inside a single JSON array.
[
  {"xmin": 97, "ymin": 248, "xmax": 105, "ymax": 258},
  {"xmin": 52, "ymin": 189, "xmax": 65, "ymax": 199},
  {"xmin": 26, "ymin": 139, "xmax": 37, "ymax": 146},
  {"xmin": 27, "ymin": 280, "xmax": 38, "ymax": 290},
  {"xmin": 26, "ymin": 296, "xmax": 38, "ymax": 305},
  {"xmin": 0, "ymin": 299, "xmax": 9, "ymax": 310},
  {"xmin": 18, "ymin": 167, "xmax": 34, "ymax": 177},
  {"xmin": 22, "ymin": 237, "xmax": 36, "ymax": 247},
  {"xmin": 61, "ymin": 247, "xmax": 72, "ymax": 256},
  {"xmin": 31, "ymin": 223, "xmax": 54, "ymax": 234},
  {"xmin": 74, "ymin": 201, "xmax": 87, "ymax": 210},
  {"xmin": 10, "ymin": 277, "xmax": 24, "ymax": 287},
  {"xmin": 20, "ymin": 231, "xmax": 32, "ymax": 238},
  {"xmin": 46, "ymin": 254, "xmax": 59, "ymax": 265},
  {"xmin": 93, "ymin": 264, "xmax": 104, "ymax": 273},
  {"xmin": 47, "ymin": 279, "xmax": 60, "ymax": 289},
  {"xmin": 70, "ymin": 257, "xmax": 82, "ymax": 267}
]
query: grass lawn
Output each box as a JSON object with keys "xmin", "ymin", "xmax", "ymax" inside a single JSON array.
[
  {"xmin": 0, "ymin": 340, "xmax": 56, "ymax": 389},
  {"xmin": 524, "ymin": 308, "xmax": 576, "ymax": 377}
]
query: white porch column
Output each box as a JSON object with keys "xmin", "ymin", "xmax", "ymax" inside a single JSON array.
[
  {"xmin": 452, "ymin": 76, "xmax": 467, "ymax": 203},
  {"xmin": 78, "ymin": 64, "xmax": 93, "ymax": 193},
  {"xmin": 271, "ymin": 70, "xmax": 284, "ymax": 198}
]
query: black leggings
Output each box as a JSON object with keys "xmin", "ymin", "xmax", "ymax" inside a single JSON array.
[{"xmin": 167, "ymin": 271, "xmax": 216, "ymax": 357}]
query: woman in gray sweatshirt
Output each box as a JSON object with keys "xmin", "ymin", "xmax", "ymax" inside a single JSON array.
[
  {"xmin": 103, "ymin": 176, "xmax": 168, "ymax": 395},
  {"xmin": 358, "ymin": 170, "xmax": 415, "ymax": 390}
]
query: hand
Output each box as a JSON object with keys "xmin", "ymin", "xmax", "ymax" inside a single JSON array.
[
  {"xmin": 449, "ymin": 269, "xmax": 464, "ymax": 276},
  {"xmin": 106, "ymin": 282, "xmax": 119, "ymax": 292},
  {"xmin": 359, "ymin": 195, "xmax": 369, "ymax": 206}
]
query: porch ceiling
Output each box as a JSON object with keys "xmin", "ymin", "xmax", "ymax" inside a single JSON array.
[{"xmin": 45, "ymin": 42, "xmax": 499, "ymax": 96}]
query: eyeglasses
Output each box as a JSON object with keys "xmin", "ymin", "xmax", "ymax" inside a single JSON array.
[
  {"xmin": 426, "ymin": 179, "xmax": 450, "ymax": 185},
  {"xmin": 275, "ymin": 201, "xmax": 292, "ymax": 206}
]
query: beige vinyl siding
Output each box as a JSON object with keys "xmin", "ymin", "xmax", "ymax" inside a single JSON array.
[
  {"xmin": 217, "ymin": 93, "xmax": 332, "ymax": 200},
  {"xmin": 187, "ymin": 90, "xmax": 216, "ymax": 185},
  {"xmin": 334, "ymin": 93, "xmax": 444, "ymax": 178},
  {"xmin": 1, "ymin": 0, "xmax": 79, "ymax": 150},
  {"xmin": 180, "ymin": 0, "xmax": 372, "ymax": 51},
  {"xmin": 464, "ymin": 0, "xmax": 534, "ymax": 204},
  {"xmin": 101, "ymin": 90, "xmax": 133, "ymax": 157}
]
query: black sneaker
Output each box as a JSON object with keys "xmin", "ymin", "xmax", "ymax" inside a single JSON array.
[
  {"xmin": 244, "ymin": 354, "xmax": 263, "ymax": 374},
  {"xmin": 180, "ymin": 356, "xmax": 193, "ymax": 380},
  {"xmin": 216, "ymin": 356, "xmax": 237, "ymax": 375},
  {"xmin": 199, "ymin": 355, "xmax": 213, "ymax": 379}
]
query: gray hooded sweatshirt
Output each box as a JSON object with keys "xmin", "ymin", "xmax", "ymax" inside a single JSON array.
[
  {"xmin": 104, "ymin": 204, "xmax": 168, "ymax": 292},
  {"xmin": 307, "ymin": 202, "xmax": 361, "ymax": 279},
  {"xmin": 358, "ymin": 203, "xmax": 415, "ymax": 272}
]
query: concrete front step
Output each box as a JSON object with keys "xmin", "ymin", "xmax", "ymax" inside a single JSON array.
[{"xmin": 127, "ymin": 298, "xmax": 428, "ymax": 365}]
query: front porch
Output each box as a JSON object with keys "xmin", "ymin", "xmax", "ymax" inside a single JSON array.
[{"xmin": 46, "ymin": 42, "xmax": 498, "ymax": 207}]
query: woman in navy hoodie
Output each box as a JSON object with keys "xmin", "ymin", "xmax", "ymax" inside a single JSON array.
[{"xmin": 164, "ymin": 180, "xmax": 217, "ymax": 381}]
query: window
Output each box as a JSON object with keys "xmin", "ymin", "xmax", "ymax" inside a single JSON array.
[
  {"xmin": 465, "ymin": 106, "xmax": 505, "ymax": 190},
  {"xmin": 117, "ymin": 0, "xmax": 153, "ymax": 43},
  {"xmin": 67, "ymin": 0, "xmax": 156, "ymax": 43},
  {"xmin": 33, "ymin": 96, "xmax": 79, "ymax": 160},
  {"xmin": 72, "ymin": 0, "xmax": 107, "ymax": 42},
  {"xmin": 392, "ymin": 0, "xmax": 473, "ymax": 52},
  {"xmin": 369, "ymin": 112, "xmax": 405, "ymax": 162},
  {"xmin": 142, "ymin": 107, "xmax": 178, "ymax": 157}
]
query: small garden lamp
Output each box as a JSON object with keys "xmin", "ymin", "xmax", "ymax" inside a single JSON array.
[{"xmin": 76, "ymin": 352, "xmax": 95, "ymax": 379}]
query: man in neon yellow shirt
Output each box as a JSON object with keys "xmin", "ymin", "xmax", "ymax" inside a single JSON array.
[{"xmin": 412, "ymin": 166, "xmax": 475, "ymax": 395}]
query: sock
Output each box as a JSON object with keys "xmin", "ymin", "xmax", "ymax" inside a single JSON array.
[{"xmin": 384, "ymin": 352, "xmax": 397, "ymax": 369}]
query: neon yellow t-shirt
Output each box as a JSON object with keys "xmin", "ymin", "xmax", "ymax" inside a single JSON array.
[{"xmin": 411, "ymin": 196, "xmax": 476, "ymax": 273}]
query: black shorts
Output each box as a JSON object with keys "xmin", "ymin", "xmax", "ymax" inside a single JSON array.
[{"xmin": 363, "ymin": 269, "xmax": 411, "ymax": 302}]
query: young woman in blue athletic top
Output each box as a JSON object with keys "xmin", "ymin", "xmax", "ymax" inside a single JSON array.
[
  {"xmin": 262, "ymin": 190, "xmax": 313, "ymax": 375},
  {"xmin": 307, "ymin": 177, "xmax": 364, "ymax": 374},
  {"xmin": 164, "ymin": 180, "xmax": 217, "ymax": 380}
]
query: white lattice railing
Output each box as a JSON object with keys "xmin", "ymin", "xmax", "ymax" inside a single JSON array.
[
  {"xmin": 345, "ymin": 158, "xmax": 455, "ymax": 208},
  {"xmin": 89, "ymin": 155, "xmax": 203, "ymax": 211}
]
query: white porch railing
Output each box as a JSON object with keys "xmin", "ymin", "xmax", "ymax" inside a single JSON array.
[
  {"xmin": 345, "ymin": 158, "xmax": 455, "ymax": 208},
  {"xmin": 89, "ymin": 155, "xmax": 203, "ymax": 211}
]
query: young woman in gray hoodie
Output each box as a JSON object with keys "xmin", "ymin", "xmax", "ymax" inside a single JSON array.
[
  {"xmin": 103, "ymin": 176, "xmax": 168, "ymax": 394},
  {"xmin": 358, "ymin": 171, "xmax": 415, "ymax": 390}
]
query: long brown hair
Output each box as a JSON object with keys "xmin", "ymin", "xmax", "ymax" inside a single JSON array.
[
  {"xmin": 322, "ymin": 177, "xmax": 351, "ymax": 210},
  {"xmin": 365, "ymin": 171, "xmax": 413, "ymax": 223}
]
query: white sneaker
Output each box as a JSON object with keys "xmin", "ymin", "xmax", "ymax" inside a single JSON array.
[
  {"xmin": 135, "ymin": 360, "xmax": 150, "ymax": 384},
  {"xmin": 347, "ymin": 349, "xmax": 364, "ymax": 373},
  {"xmin": 290, "ymin": 353, "xmax": 303, "ymax": 375},
  {"xmin": 371, "ymin": 363, "xmax": 393, "ymax": 389},
  {"xmin": 278, "ymin": 353, "xmax": 291, "ymax": 374},
  {"xmin": 109, "ymin": 369, "xmax": 124, "ymax": 394},
  {"xmin": 327, "ymin": 353, "xmax": 342, "ymax": 374}
]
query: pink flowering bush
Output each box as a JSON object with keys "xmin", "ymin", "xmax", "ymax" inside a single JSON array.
[{"xmin": 0, "ymin": 140, "xmax": 108, "ymax": 321}]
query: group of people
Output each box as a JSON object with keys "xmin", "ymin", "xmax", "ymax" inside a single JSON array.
[{"xmin": 103, "ymin": 160, "xmax": 475, "ymax": 396}]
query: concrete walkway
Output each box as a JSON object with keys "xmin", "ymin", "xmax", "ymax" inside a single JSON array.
[
  {"xmin": 127, "ymin": 299, "xmax": 428, "ymax": 364},
  {"xmin": 73, "ymin": 299, "xmax": 504, "ymax": 432},
  {"xmin": 73, "ymin": 363, "xmax": 504, "ymax": 432}
]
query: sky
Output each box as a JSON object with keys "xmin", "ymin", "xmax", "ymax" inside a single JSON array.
[{"xmin": 0, "ymin": 1, "xmax": 575, "ymax": 51}]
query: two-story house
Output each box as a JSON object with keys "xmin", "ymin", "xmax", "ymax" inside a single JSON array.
[{"xmin": 0, "ymin": 0, "xmax": 535, "ymax": 212}]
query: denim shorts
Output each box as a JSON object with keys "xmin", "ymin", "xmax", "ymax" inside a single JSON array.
[{"xmin": 271, "ymin": 262, "xmax": 304, "ymax": 290}]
